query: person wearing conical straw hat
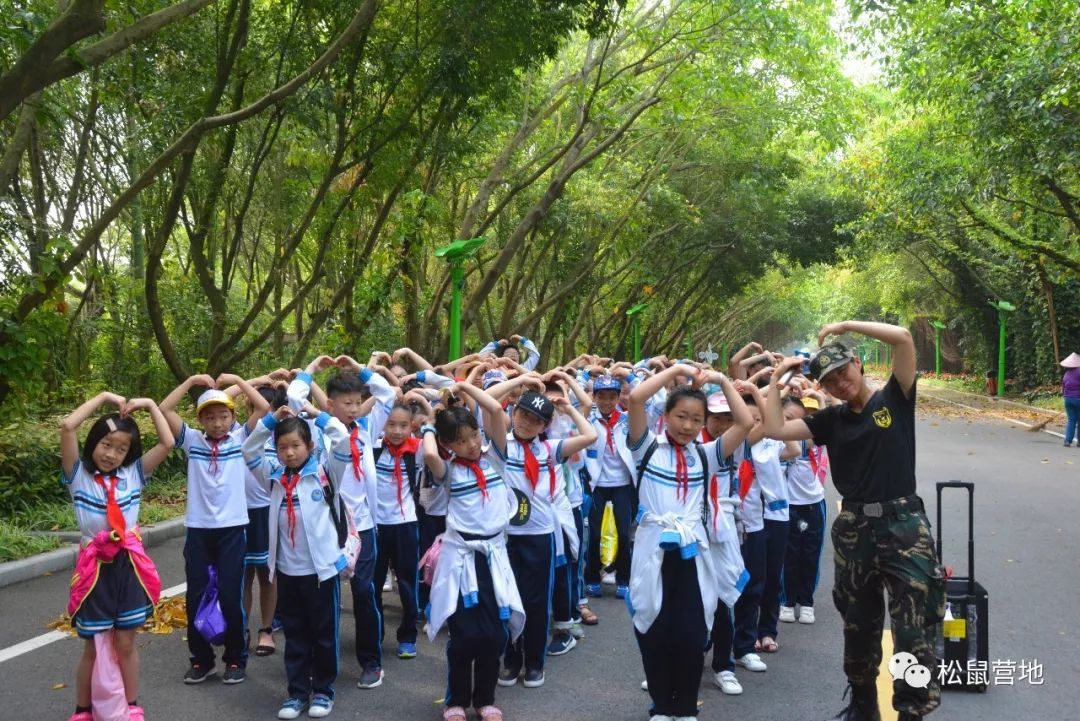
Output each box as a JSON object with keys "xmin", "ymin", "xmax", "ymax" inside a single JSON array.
[{"xmin": 1062, "ymin": 352, "xmax": 1080, "ymax": 448}]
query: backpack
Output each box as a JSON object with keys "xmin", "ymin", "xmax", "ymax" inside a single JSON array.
[
  {"xmin": 318, "ymin": 468, "xmax": 360, "ymax": 579},
  {"xmin": 373, "ymin": 446, "xmax": 420, "ymax": 500}
]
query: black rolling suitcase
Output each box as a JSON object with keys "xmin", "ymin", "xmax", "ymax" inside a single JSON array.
[{"xmin": 934, "ymin": 481, "xmax": 989, "ymax": 692}]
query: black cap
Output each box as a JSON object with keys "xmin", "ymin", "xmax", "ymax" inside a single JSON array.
[
  {"xmin": 516, "ymin": 390, "xmax": 554, "ymax": 423},
  {"xmin": 808, "ymin": 341, "xmax": 857, "ymax": 381}
]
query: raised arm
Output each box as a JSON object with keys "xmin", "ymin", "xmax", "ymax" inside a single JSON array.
[
  {"xmin": 512, "ymin": 335, "xmax": 541, "ymax": 371},
  {"xmin": 553, "ymin": 397, "xmax": 599, "ymax": 458},
  {"xmin": 217, "ymin": 373, "xmax": 271, "ymax": 431},
  {"xmin": 452, "ymin": 382, "xmax": 507, "ymax": 456},
  {"xmin": 763, "ymin": 358, "xmax": 814, "ymax": 442},
  {"xmin": 728, "ymin": 341, "xmax": 763, "ymax": 380},
  {"xmin": 548, "ymin": 369, "xmax": 592, "ymax": 415},
  {"xmin": 486, "ymin": 372, "xmax": 543, "ymax": 402},
  {"xmin": 695, "ymin": 370, "xmax": 754, "ymax": 458},
  {"xmin": 122, "ymin": 398, "xmax": 176, "ymax": 475},
  {"xmin": 421, "ymin": 424, "xmax": 447, "ymax": 481},
  {"xmin": 628, "ymin": 365, "xmax": 684, "ymax": 445},
  {"xmin": 159, "ymin": 374, "xmax": 217, "ymax": 437},
  {"xmin": 60, "ymin": 392, "xmax": 126, "ymax": 477},
  {"xmin": 393, "ymin": 347, "xmax": 434, "ymax": 372},
  {"xmin": 819, "ymin": 320, "xmax": 916, "ymax": 396}
]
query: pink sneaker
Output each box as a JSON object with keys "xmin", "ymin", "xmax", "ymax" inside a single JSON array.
[
  {"xmin": 128, "ymin": 706, "xmax": 145, "ymax": 721},
  {"xmin": 68, "ymin": 713, "xmax": 93, "ymax": 721},
  {"xmin": 478, "ymin": 706, "xmax": 504, "ymax": 721}
]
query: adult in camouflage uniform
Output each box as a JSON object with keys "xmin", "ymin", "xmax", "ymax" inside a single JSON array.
[{"xmin": 764, "ymin": 321, "xmax": 945, "ymax": 721}]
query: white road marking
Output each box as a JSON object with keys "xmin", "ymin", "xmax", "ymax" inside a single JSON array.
[{"xmin": 0, "ymin": 582, "xmax": 187, "ymax": 664}]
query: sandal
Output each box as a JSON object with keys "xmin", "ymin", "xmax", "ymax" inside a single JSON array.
[
  {"xmin": 760, "ymin": 636, "xmax": 779, "ymax": 653},
  {"xmin": 442, "ymin": 706, "xmax": 467, "ymax": 721},
  {"xmin": 477, "ymin": 706, "xmax": 504, "ymax": 721},
  {"xmin": 255, "ymin": 626, "xmax": 276, "ymax": 656},
  {"xmin": 579, "ymin": 606, "xmax": 598, "ymax": 625}
]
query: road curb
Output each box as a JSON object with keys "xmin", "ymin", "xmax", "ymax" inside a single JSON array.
[{"xmin": 0, "ymin": 517, "xmax": 187, "ymax": 590}]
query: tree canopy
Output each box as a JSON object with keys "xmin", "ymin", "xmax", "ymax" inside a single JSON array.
[{"xmin": 0, "ymin": 0, "xmax": 1076, "ymax": 408}]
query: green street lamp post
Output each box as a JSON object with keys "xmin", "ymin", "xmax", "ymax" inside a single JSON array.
[
  {"xmin": 987, "ymin": 299, "xmax": 1016, "ymax": 398},
  {"xmin": 626, "ymin": 303, "xmax": 649, "ymax": 361},
  {"xmin": 435, "ymin": 237, "xmax": 486, "ymax": 360},
  {"xmin": 930, "ymin": 320, "xmax": 946, "ymax": 375}
]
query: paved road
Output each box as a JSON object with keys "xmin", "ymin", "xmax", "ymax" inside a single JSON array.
[{"xmin": 2, "ymin": 406, "xmax": 1077, "ymax": 720}]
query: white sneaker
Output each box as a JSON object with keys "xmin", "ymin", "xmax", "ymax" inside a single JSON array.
[
  {"xmin": 798, "ymin": 606, "xmax": 816, "ymax": 624},
  {"xmin": 601, "ymin": 571, "xmax": 617, "ymax": 585},
  {"xmin": 648, "ymin": 716, "xmax": 673, "ymax": 721},
  {"xmin": 778, "ymin": 606, "xmax": 796, "ymax": 623},
  {"xmin": 641, "ymin": 679, "xmax": 649, "ymax": 691},
  {"xmin": 735, "ymin": 653, "xmax": 767, "ymax": 672},
  {"xmin": 714, "ymin": 670, "xmax": 743, "ymax": 695}
]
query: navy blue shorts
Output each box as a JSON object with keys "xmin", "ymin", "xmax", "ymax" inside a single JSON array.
[
  {"xmin": 245, "ymin": 506, "xmax": 270, "ymax": 567},
  {"xmin": 72, "ymin": 550, "xmax": 153, "ymax": 638}
]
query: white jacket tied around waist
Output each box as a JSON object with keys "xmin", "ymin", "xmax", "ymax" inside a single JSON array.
[
  {"xmin": 707, "ymin": 495, "xmax": 749, "ymax": 608},
  {"xmin": 426, "ymin": 527, "xmax": 525, "ymax": 644},
  {"xmin": 628, "ymin": 510, "xmax": 718, "ymax": 635}
]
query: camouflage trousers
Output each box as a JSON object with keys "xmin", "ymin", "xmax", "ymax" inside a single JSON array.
[{"xmin": 832, "ymin": 498, "xmax": 946, "ymax": 717}]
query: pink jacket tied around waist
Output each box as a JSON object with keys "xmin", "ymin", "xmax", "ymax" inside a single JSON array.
[{"xmin": 68, "ymin": 528, "xmax": 162, "ymax": 618}]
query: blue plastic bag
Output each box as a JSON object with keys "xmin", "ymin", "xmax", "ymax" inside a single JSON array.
[{"xmin": 194, "ymin": 565, "xmax": 226, "ymax": 645}]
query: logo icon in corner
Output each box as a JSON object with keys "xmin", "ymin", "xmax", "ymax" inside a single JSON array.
[
  {"xmin": 873, "ymin": 406, "xmax": 893, "ymax": 429},
  {"xmin": 889, "ymin": 652, "xmax": 931, "ymax": 689}
]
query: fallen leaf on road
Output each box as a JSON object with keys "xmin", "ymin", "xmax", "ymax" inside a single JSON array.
[
  {"xmin": 147, "ymin": 596, "xmax": 187, "ymax": 635},
  {"xmin": 52, "ymin": 683, "xmax": 66, "ymax": 690}
]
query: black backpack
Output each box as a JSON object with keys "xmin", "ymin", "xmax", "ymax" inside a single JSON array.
[{"xmin": 373, "ymin": 446, "xmax": 420, "ymax": 501}]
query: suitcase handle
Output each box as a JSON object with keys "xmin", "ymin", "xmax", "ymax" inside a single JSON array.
[{"xmin": 936, "ymin": 481, "xmax": 975, "ymax": 596}]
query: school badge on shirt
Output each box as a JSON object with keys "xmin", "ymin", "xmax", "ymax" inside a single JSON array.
[
  {"xmin": 873, "ymin": 407, "xmax": 893, "ymax": 429},
  {"xmin": 510, "ymin": 488, "xmax": 531, "ymax": 526}
]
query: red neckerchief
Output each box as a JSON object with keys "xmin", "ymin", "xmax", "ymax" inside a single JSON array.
[
  {"xmin": 280, "ymin": 470, "xmax": 302, "ymax": 547},
  {"xmin": 384, "ymin": 438, "xmax": 421, "ymax": 518},
  {"xmin": 349, "ymin": 424, "xmax": 364, "ymax": 481},
  {"xmin": 709, "ymin": 468, "xmax": 721, "ymax": 532},
  {"xmin": 452, "ymin": 456, "xmax": 488, "ymax": 502},
  {"xmin": 700, "ymin": 428, "xmax": 715, "ymax": 444},
  {"xmin": 93, "ymin": 472, "xmax": 127, "ymax": 537},
  {"xmin": 515, "ymin": 434, "xmax": 541, "ymax": 492},
  {"xmin": 666, "ymin": 433, "xmax": 691, "ymax": 503},
  {"xmin": 207, "ymin": 436, "xmax": 222, "ymax": 475},
  {"xmin": 603, "ymin": 409, "xmax": 621, "ymax": 451},
  {"xmin": 738, "ymin": 442, "xmax": 755, "ymax": 500}
]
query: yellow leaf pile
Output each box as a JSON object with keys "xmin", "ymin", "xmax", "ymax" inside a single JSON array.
[{"xmin": 45, "ymin": 596, "xmax": 187, "ymax": 637}]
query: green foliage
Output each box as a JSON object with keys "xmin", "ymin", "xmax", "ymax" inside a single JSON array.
[
  {"xmin": 0, "ymin": 520, "xmax": 63, "ymax": 563},
  {"xmin": 0, "ymin": 415, "xmax": 187, "ymax": 518}
]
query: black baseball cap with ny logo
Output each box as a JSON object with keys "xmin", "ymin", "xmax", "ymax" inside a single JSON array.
[{"xmin": 517, "ymin": 390, "xmax": 554, "ymax": 423}]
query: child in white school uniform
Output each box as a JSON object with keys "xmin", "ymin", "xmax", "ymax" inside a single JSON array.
[
  {"xmin": 289, "ymin": 354, "xmax": 394, "ymax": 689},
  {"xmin": 700, "ymin": 392, "xmax": 753, "ymax": 697},
  {"xmin": 730, "ymin": 384, "xmax": 799, "ymax": 673},
  {"xmin": 243, "ymin": 404, "xmax": 349, "ymax": 719},
  {"xmin": 778, "ymin": 395, "xmax": 827, "ymax": 626},
  {"xmin": 62, "ymin": 393, "xmax": 175, "ymax": 721},
  {"xmin": 160, "ymin": 374, "xmax": 271, "ymax": 686},
  {"xmin": 484, "ymin": 374, "xmax": 597, "ymax": 689},
  {"xmin": 541, "ymin": 370, "xmax": 595, "ymax": 649},
  {"xmin": 422, "ymin": 382, "xmax": 524, "ymax": 721},
  {"xmin": 583, "ymin": 374, "xmax": 636, "ymax": 599},
  {"xmin": 626, "ymin": 364, "xmax": 750, "ymax": 721}
]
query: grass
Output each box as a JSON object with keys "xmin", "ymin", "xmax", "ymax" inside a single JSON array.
[
  {"xmin": 0, "ymin": 471, "xmax": 188, "ymax": 562},
  {"xmin": 0, "ymin": 520, "xmax": 64, "ymax": 563}
]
